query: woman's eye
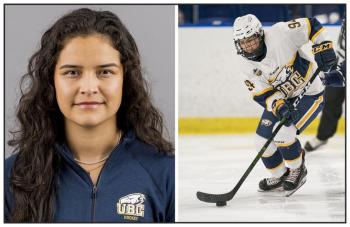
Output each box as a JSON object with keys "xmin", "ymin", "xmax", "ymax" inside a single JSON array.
[
  {"xmin": 99, "ymin": 69, "xmax": 114, "ymax": 77},
  {"xmin": 63, "ymin": 70, "xmax": 80, "ymax": 77}
]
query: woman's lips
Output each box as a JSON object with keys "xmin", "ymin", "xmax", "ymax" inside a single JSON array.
[{"xmin": 75, "ymin": 102, "xmax": 104, "ymax": 109}]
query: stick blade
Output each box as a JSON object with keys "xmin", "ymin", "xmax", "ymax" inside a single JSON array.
[
  {"xmin": 196, "ymin": 191, "xmax": 233, "ymax": 204},
  {"xmin": 196, "ymin": 191, "xmax": 216, "ymax": 203}
]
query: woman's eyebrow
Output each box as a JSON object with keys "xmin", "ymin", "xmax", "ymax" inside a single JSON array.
[
  {"xmin": 59, "ymin": 63, "xmax": 120, "ymax": 69},
  {"xmin": 59, "ymin": 64, "xmax": 83, "ymax": 69},
  {"xmin": 98, "ymin": 63, "xmax": 120, "ymax": 68}
]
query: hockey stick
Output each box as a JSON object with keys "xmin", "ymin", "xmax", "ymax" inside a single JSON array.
[{"xmin": 196, "ymin": 68, "xmax": 321, "ymax": 206}]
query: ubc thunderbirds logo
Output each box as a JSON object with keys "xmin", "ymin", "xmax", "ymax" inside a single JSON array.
[
  {"xmin": 116, "ymin": 193, "xmax": 146, "ymax": 221},
  {"xmin": 261, "ymin": 119, "xmax": 272, "ymax": 127}
]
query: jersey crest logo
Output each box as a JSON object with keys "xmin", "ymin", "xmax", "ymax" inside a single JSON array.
[
  {"xmin": 253, "ymin": 68, "xmax": 262, "ymax": 76},
  {"xmin": 270, "ymin": 65, "xmax": 305, "ymax": 98},
  {"xmin": 261, "ymin": 119, "xmax": 272, "ymax": 127},
  {"xmin": 116, "ymin": 193, "xmax": 146, "ymax": 221}
]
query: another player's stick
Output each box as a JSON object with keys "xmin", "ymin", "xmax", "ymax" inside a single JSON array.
[{"xmin": 196, "ymin": 68, "xmax": 321, "ymax": 206}]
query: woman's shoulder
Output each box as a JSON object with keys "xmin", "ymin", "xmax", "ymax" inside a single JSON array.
[
  {"xmin": 127, "ymin": 138, "xmax": 174, "ymax": 195},
  {"xmin": 128, "ymin": 137, "xmax": 174, "ymax": 166},
  {"xmin": 4, "ymin": 154, "xmax": 18, "ymax": 222},
  {"xmin": 125, "ymin": 136, "xmax": 174, "ymax": 181},
  {"xmin": 123, "ymin": 131, "xmax": 174, "ymax": 164}
]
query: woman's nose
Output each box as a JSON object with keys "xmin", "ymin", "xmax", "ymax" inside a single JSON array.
[{"xmin": 79, "ymin": 73, "xmax": 99, "ymax": 95}]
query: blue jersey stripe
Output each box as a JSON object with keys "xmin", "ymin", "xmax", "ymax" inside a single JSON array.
[
  {"xmin": 291, "ymin": 52, "xmax": 312, "ymax": 79},
  {"xmin": 253, "ymin": 89, "xmax": 277, "ymax": 108},
  {"xmin": 308, "ymin": 17, "xmax": 324, "ymax": 41}
]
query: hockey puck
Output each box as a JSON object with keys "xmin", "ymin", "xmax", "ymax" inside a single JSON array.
[{"xmin": 216, "ymin": 201, "xmax": 227, "ymax": 207}]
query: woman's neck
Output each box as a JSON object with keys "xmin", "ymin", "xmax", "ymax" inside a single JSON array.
[{"xmin": 64, "ymin": 119, "xmax": 121, "ymax": 163}]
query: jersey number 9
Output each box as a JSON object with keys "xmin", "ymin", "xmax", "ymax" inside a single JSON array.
[
  {"xmin": 244, "ymin": 80, "xmax": 255, "ymax": 91},
  {"xmin": 287, "ymin": 20, "xmax": 301, "ymax": 29}
]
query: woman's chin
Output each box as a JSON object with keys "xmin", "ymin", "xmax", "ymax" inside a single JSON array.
[{"xmin": 74, "ymin": 119, "xmax": 103, "ymax": 128}]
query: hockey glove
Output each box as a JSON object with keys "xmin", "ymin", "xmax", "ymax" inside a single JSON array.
[
  {"xmin": 272, "ymin": 99, "xmax": 298, "ymax": 127},
  {"xmin": 321, "ymin": 61, "xmax": 345, "ymax": 87},
  {"xmin": 312, "ymin": 41, "xmax": 337, "ymax": 72}
]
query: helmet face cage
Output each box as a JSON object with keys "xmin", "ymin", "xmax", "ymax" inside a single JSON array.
[{"xmin": 234, "ymin": 29, "xmax": 265, "ymax": 61}]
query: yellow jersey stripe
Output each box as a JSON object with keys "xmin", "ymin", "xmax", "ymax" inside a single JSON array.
[
  {"xmin": 303, "ymin": 62, "xmax": 313, "ymax": 80},
  {"xmin": 276, "ymin": 139, "xmax": 296, "ymax": 148},
  {"xmin": 311, "ymin": 27, "xmax": 325, "ymax": 42},
  {"xmin": 288, "ymin": 53, "xmax": 297, "ymax": 66},
  {"xmin": 262, "ymin": 150, "xmax": 278, "ymax": 158},
  {"xmin": 252, "ymin": 86, "xmax": 273, "ymax": 97},
  {"xmin": 265, "ymin": 91, "xmax": 277, "ymax": 108},
  {"xmin": 296, "ymin": 95, "xmax": 324, "ymax": 129}
]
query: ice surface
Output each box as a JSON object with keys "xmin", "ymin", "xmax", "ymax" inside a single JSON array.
[{"xmin": 178, "ymin": 134, "xmax": 345, "ymax": 222}]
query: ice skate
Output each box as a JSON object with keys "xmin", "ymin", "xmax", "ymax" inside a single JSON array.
[
  {"xmin": 284, "ymin": 150, "xmax": 307, "ymax": 197},
  {"xmin": 258, "ymin": 170, "xmax": 289, "ymax": 192},
  {"xmin": 304, "ymin": 137, "xmax": 327, "ymax": 152}
]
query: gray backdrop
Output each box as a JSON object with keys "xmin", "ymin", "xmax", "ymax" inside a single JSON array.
[{"xmin": 5, "ymin": 5, "xmax": 175, "ymax": 158}]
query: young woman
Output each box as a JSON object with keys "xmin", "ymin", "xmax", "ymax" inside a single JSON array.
[{"xmin": 5, "ymin": 8, "xmax": 174, "ymax": 223}]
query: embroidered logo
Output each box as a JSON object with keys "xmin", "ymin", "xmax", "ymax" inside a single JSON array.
[
  {"xmin": 116, "ymin": 193, "xmax": 146, "ymax": 221},
  {"xmin": 261, "ymin": 119, "xmax": 272, "ymax": 127}
]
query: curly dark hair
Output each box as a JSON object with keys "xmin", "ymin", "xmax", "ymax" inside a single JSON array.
[{"xmin": 8, "ymin": 8, "xmax": 173, "ymax": 222}]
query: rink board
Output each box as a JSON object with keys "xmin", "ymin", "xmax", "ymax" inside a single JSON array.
[{"xmin": 179, "ymin": 116, "xmax": 345, "ymax": 134}]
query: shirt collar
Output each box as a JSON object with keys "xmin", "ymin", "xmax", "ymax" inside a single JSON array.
[{"xmin": 54, "ymin": 130, "xmax": 136, "ymax": 163}]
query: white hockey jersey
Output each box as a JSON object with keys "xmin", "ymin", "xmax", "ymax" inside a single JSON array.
[{"xmin": 240, "ymin": 18, "xmax": 330, "ymax": 111}]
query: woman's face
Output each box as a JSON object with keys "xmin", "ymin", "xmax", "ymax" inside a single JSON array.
[
  {"xmin": 239, "ymin": 34, "xmax": 260, "ymax": 54},
  {"xmin": 54, "ymin": 34, "xmax": 123, "ymax": 128}
]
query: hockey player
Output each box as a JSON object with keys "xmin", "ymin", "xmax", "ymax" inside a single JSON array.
[
  {"xmin": 305, "ymin": 19, "xmax": 346, "ymax": 151},
  {"xmin": 232, "ymin": 14, "xmax": 337, "ymax": 196}
]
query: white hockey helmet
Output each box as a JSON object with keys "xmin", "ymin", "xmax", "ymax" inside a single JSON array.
[{"xmin": 233, "ymin": 14, "xmax": 265, "ymax": 61}]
